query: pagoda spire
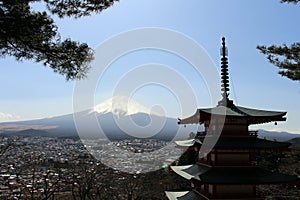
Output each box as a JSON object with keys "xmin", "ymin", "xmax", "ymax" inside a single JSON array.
[
  {"xmin": 221, "ymin": 37, "xmax": 229, "ymax": 98},
  {"xmin": 218, "ymin": 37, "xmax": 234, "ymax": 107}
]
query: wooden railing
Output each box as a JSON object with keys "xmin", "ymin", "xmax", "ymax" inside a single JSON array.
[
  {"xmin": 248, "ymin": 130, "xmax": 258, "ymax": 137},
  {"xmin": 195, "ymin": 130, "xmax": 259, "ymax": 137}
]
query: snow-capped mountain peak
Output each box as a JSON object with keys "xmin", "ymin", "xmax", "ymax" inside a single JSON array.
[{"xmin": 93, "ymin": 96, "xmax": 152, "ymax": 116}]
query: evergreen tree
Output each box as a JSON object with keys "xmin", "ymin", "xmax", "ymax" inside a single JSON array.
[
  {"xmin": 257, "ymin": 0, "xmax": 300, "ymax": 81},
  {"xmin": 281, "ymin": 0, "xmax": 299, "ymax": 3},
  {"xmin": 0, "ymin": 0, "xmax": 118, "ymax": 80}
]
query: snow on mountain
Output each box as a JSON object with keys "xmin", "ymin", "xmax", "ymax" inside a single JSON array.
[
  {"xmin": 92, "ymin": 96, "xmax": 158, "ymax": 117},
  {"xmin": 80, "ymin": 96, "xmax": 177, "ymax": 139}
]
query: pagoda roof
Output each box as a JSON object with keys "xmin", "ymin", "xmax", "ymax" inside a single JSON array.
[
  {"xmin": 175, "ymin": 138, "xmax": 202, "ymax": 147},
  {"xmin": 171, "ymin": 164, "xmax": 209, "ymax": 181},
  {"xmin": 178, "ymin": 105, "xmax": 286, "ymax": 125},
  {"xmin": 202, "ymin": 105, "xmax": 286, "ymax": 118},
  {"xmin": 171, "ymin": 164, "xmax": 299, "ymax": 184},
  {"xmin": 165, "ymin": 190, "xmax": 208, "ymax": 200},
  {"xmin": 174, "ymin": 136, "xmax": 291, "ymax": 150}
]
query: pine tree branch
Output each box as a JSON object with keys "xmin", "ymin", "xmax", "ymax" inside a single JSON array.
[{"xmin": 257, "ymin": 43, "xmax": 300, "ymax": 81}]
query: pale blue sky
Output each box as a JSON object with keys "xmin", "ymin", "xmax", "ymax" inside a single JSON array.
[{"xmin": 0, "ymin": 0, "xmax": 300, "ymax": 133}]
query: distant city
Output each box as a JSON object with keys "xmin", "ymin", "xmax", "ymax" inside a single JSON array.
[{"xmin": 0, "ymin": 135, "xmax": 185, "ymax": 199}]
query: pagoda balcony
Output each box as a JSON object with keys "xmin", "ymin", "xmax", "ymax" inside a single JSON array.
[
  {"xmin": 248, "ymin": 130, "xmax": 258, "ymax": 137},
  {"xmin": 196, "ymin": 130, "xmax": 259, "ymax": 138}
]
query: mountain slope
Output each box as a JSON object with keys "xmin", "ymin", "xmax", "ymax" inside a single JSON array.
[
  {"xmin": 2, "ymin": 96, "xmax": 298, "ymax": 141},
  {"xmin": 0, "ymin": 96, "xmax": 186, "ymax": 140},
  {"xmin": 257, "ymin": 129, "xmax": 299, "ymax": 141},
  {"xmin": 287, "ymin": 137, "xmax": 300, "ymax": 147}
]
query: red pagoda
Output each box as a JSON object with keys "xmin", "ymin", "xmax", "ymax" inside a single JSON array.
[{"xmin": 165, "ymin": 37, "xmax": 299, "ymax": 200}]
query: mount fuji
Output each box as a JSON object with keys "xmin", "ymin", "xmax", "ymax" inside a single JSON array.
[
  {"xmin": 0, "ymin": 96, "xmax": 190, "ymax": 140},
  {"xmin": 93, "ymin": 96, "xmax": 154, "ymax": 116}
]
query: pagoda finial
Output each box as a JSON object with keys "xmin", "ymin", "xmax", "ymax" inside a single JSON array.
[
  {"xmin": 220, "ymin": 37, "xmax": 229, "ymax": 99},
  {"xmin": 218, "ymin": 37, "xmax": 234, "ymax": 107}
]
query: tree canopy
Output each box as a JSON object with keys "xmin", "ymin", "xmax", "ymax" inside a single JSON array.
[
  {"xmin": 281, "ymin": 0, "xmax": 300, "ymax": 3},
  {"xmin": 0, "ymin": 0, "xmax": 118, "ymax": 80},
  {"xmin": 257, "ymin": 43, "xmax": 300, "ymax": 81},
  {"xmin": 257, "ymin": 0, "xmax": 300, "ymax": 81}
]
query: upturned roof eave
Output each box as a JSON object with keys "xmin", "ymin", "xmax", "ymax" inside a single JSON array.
[
  {"xmin": 165, "ymin": 190, "xmax": 209, "ymax": 200},
  {"xmin": 178, "ymin": 108, "xmax": 287, "ymax": 125},
  {"xmin": 171, "ymin": 164, "xmax": 299, "ymax": 185}
]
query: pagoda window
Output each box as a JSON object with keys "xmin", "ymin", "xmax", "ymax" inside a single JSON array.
[
  {"xmin": 203, "ymin": 152, "xmax": 208, "ymax": 160},
  {"xmin": 191, "ymin": 182, "xmax": 194, "ymax": 188},
  {"xmin": 204, "ymin": 184, "xmax": 209, "ymax": 194},
  {"xmin": 212, "ymin": 124, "xmax": 216, "ymax": 131},
  {"xmin": 211, "ymin": 153, "xmax": 215, "ymax": 161},
  {"xmin": 208, "ymin": 184, "xmax": 214, "ymax": 194}
]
